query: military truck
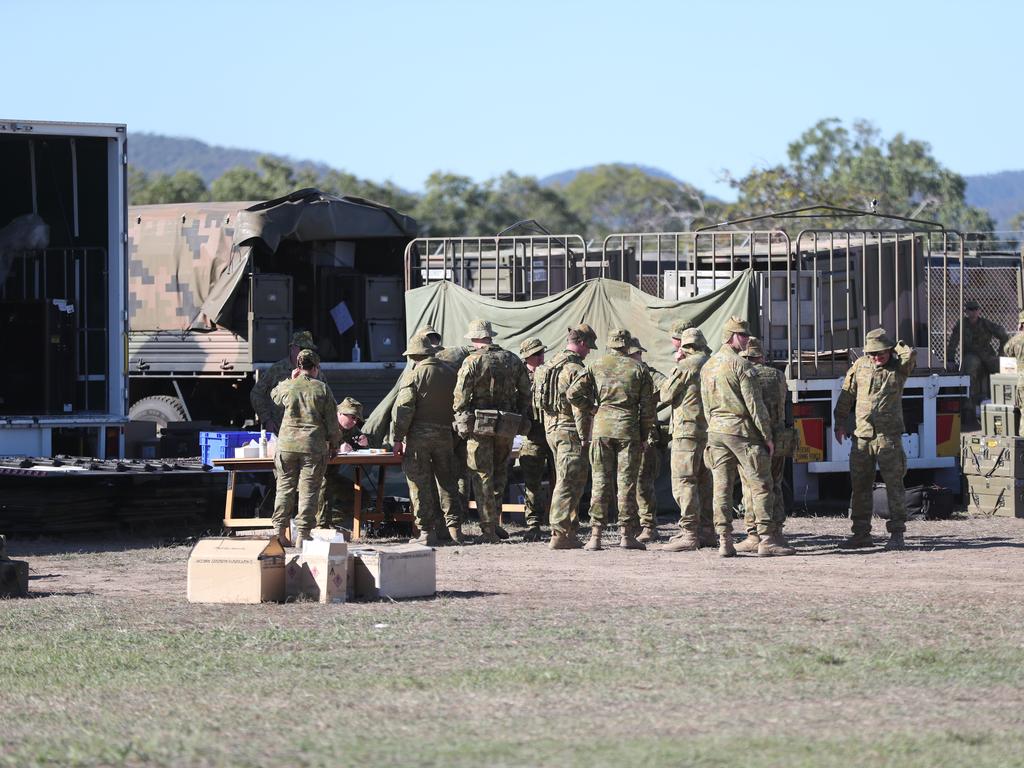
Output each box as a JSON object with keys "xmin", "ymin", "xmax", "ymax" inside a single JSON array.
[
  {"xmin": 0, "ymin": 119, "xmax": 128, "ymax": 457},
  {"xmin": 126, "ymin": 189, "xmax": 417, "ymax": 429}
]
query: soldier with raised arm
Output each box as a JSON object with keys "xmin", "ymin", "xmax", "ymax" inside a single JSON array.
[
  {"xmin": 701, "ymin": 316, "xmax": 793, "ymax": 557},
  {"xmin": 452, "ymin": 319, "xmax": 532, "ymax": 544},
  {"xmin": 566, "ymin": 328, "xmax": 656, "ymax": 552},
  {"xmin": 536, "ymin": 324, "xmax": 597, "ymax": 550},
  {"xmin": 834, "ymin": 328, "xmax": 916, "ymax": 550}
]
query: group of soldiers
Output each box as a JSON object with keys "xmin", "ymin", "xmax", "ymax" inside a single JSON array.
[{"xmin": 253, "ymin": 299, "xmax": 1024, "ymax": 554}]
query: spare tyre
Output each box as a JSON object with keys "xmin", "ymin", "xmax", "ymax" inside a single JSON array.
[{"xmin": 129, "ymin": 395, "xmax": 188, "ymax": 429}]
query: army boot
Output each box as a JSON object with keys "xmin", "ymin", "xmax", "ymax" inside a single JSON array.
[
  {"xmin": 549, "ymin": 528, "xmax": 583, "ymax": 550},
  {"xmin": 840, "ymin": 532, "xmax": 875, "ymax": 549},
  {"xmin": 495, "ymin": 525, "xmax": 510, "ymax": 540},
  {"xmin": 293, "ymin": 528, "xmax": 311, "ymax": 550},
  {"xmin": 447, "ymin": 525, "xmax": 465, "ymax": 545},
  {"xmin": 735, "ymin": 531, "xmax": 761, "ymax": 553},
  {"xmin": 619, "ymin": 525, "xmax": 647, "ymax": 551},
  {"xmin": 478, "ymin": 523, "xmax": 501, "ymax": 545},
  {"xmin": 584, "ymin": 525, "xmax": 603, "ymax": 551},
  {"xmin": 409, "ymin": 529, "xmax": 438, "ymax": 547},
  {"xmin": 718, "ymin": 531, "xmax": 736, "ymax": 558},
  {"xmin": 522, "ymin": 526, "xmax": 543, "ymax": 543},
  {"xmin": 434, "ymin": 524, "xmax": 453, "ymax": 543},
  {"xmin": 637, "ymin": 526, "xmax": 659, "ymax": 543},
  {"xmin": 662, "ymin": 530, "xmax": 699, "ymax": 552},
  {"xmin": 884, "ymin": 532, "xmax": 906, "ymax": 550},
  {"xmin": 274, "ymin": 525, "xmax": 290, "ymax": 549},
  {"xmin": 757, "ymin": 533, "xmax": 795, "ymax": 557}
]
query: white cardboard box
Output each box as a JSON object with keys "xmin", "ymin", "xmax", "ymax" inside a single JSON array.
[
  {"xmin": 1000, "ymin": 356, "xmax": 1018, "ymax": 374},
  {"xmin": 187, "ymin": 537, "xmax": 285, "ymax": 604},
  {"xmin": 351, "ymin": 544, "xmax": 436, "ymax": 600},
  {"xmin": 285, "ymin": 540, "xmax": 348, "ymax": 603}
]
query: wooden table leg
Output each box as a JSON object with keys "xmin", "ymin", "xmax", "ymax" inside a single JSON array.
[
  {"xmin": 353, "ymin": 465, "xmax": 363, "ymax": 541},
  {"xmin": 222, "ymin": 470, "xmax": 236, "ymax": 531},
  {"xmin": 376, "ymin": 465, "xmax": 386, "ymax": 517}
]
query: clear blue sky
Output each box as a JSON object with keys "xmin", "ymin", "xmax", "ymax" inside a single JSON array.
[{"xmin": 5, "ymin": 0, "xmax": 1019, "ymax": 200}]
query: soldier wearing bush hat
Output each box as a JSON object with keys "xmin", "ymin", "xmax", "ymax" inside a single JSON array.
[
  {"xmin": 834, "ymin": 328, "xmax": 916, "ymax": 550},
  {"xmin": 947, "ymin": 299, "xmax": 1009, "ymax": 409},
  {"xmin": 517, "ymin": 337, "xmax": 552, "ymax": 542},
  {"xmin": 566, "ymin": 327, "xmax": 657, "ymax": 551},
  {"xmin": 1003, "ymin": 310, "xmax": 1024, "ymax": 410},
  {"xmin": 628, "ymin": 336, "xmax": 668, "ymax": 544},
  {"xmin": 700, "ymin": 316, "xmax": 789, "ymax": 557}
]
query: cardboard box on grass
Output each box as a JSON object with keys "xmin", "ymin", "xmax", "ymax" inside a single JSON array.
[
  {"xmin": 187, "ymin": 537, "xmax": 285, "ymax": 603},
  {"xmin": 285, "ymin": 540, "xmax": 348, "ymax": 603},
  {"xmin": 351, "ymin": 543, "xmax": 436, "ymax": 600}
]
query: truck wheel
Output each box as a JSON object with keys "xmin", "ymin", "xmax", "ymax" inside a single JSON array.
[{"xmin": 129, "ymin": 395, "xmax": 188, "ymax": 428}]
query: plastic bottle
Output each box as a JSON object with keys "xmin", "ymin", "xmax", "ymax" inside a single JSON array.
[
  {"xmin": 352, "ymin": 340, "xmax": 362, "ymax": 362},
  {"xmin": 259, "ymin": 429, "xmax": 268, "ymax": 458}
]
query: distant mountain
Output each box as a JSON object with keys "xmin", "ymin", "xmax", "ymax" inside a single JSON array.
[
  {"xmin": 965, "ymin": 170, "xmax": 1024, "ymax": 230},
  {"xmin": 129, "ymin": 132, "xmax": 335, "ymax": 183},
  {"xmin": 540, "ymin": 163, "xmax": 683, "ymax": 187}
]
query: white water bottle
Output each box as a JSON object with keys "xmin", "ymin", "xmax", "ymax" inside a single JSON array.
[
  {"xmin": 352, "ymin": 340, "xmax": 361, "ymax": 362},
  {"xmin": 259, "ymin": 429, "xmax": 268, "ymax": 458}
]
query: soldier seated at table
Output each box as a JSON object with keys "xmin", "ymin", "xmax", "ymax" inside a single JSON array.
[
  {"xmin": 336, "ymin": 397, "xmax": 369, "ymax": 454},
  {"xmin": 317, "ymin": 398, "xmax": 369, "ymax": 528}
]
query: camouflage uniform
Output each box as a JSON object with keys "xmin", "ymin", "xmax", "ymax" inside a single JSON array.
[
  {"xmin": 1002, "ymin": 311, "xmax": 1024, "ymax": 408},
  {"xmin": 453, "ymin": 321, "xmax": 532, "ymax": 539},
  {"xmin": 630, "ymin": 338, "xmax": 667, "ymax": 533},
  {"xmin": 661, "ymin": 332, "xmax": 713, "ymax": 536},
  {"xmin": 700, "ymin": 324, "xmax": 775, "ymax": 538},
  {"xmin": 392, "ymin": 342, "xmax": 461, "ymax": 537},
  {"xmin": 835, "ymin": 330, "xmax": 916, "ymax": 537},
  {"xmin": 947, "ymin": 303, "xmax": 1009, "ymax": 406},
  {"xmin": 436, "ymin": 341, "xmax": 477, "ymax": 518},
  {"xmin": 270, "ymin": 350, "xmax": 342, "ymax": 545},
  {"xmin": 317, "ymin": 397, "xmax": 368, "ymax": 528},
  {"xmin": 740, "ymin": 340, "xmax": 790, "ymax": 537},
  {"xmin": 566, "ymin": 329, "xmax": 656, "ymax": 536},
  {"xmin": 537, "ymin": 328, "xmax": 595, "ymax": 536},
  {"xmin": 518, "ymin": 338, "xmax": 552, "ymax": 530}
]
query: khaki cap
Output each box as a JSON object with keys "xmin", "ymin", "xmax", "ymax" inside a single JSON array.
[
  {"xmin": 568, "ymin": 323, "xmax": 597, "ymax": 349},
  {"xmin": 1017, "ymin": 310, "xmax": 1024, "ymax": 324},
  {"xmin": 464, "ymin": 318, "xmax": 495, "ymax": 340},
  {"xmin": 337, "ymin": 397, "xmax": 363, "ymax": 419},
  {"xmin": 671, "ymin": 320, "xmax": 696, "ymax": 340},
  {"xmin": 417, "ymin": 324, "xmax": 441, "ymax": 342},
  {"xmin": 628, "ymin": 336, "xmax": 647, "ymax": 355},
  {"xmin": 607, "ymin": 328, "xmax": 632, "ymax": 350},
  {"xmin": 403, "ymin": 334, "xmax": 437, "ymax": 357},
  {"xmin": 863, "ymin": 328, "xmax": 895, "ymax": 353},
  {"xmin": 295, "ymin": 348, "xmax": 320, "ymax": 368},
  {"xmin": 965, "ymin": 299, "xmax": 981, "ymax": 310},
  {"xmin": 519, "ymin": 337, "xmax": 545, "ymax": 358},
  {"xmin": 290, "ymin": 330, "xmax": 318, "ymax": 351},
  {"xmin": 740, "ymin": 337, "xmax": 765, "ymax": 359},
  {"xmin": 679, "ymin": 327, "xmax": 706, "ymax": 349}
]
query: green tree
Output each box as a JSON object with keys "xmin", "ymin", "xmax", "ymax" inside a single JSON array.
[
  {"xmin": 727, "ymin": 118, "xmax": 995, "ymax": 231},
  {"xmin": 413, "ymin": 172, "xmax": 496, "ymax": 236},
  {"xmin": 560, "ymin": 164, "xmax": 712, "ymax": 236},
  {"xmin": 209, "ymin": 156, "xmax": 304, "ymax": 201},
  {"xmin": 129, "ymin": 167, "xmax": 208, "ymax": 205},
  {"xmin": 485, "ymin": 172, "xmax": 585, "ymax": 234},
  {"xmin": 317, "ymin": 170, "xmax": 419, "ymax": 213}
]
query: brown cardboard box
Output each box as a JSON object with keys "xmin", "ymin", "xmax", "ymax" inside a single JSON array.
[
  {"xmin": 186, "ymin": 537, "xmax": 286, "ymax": 603},
  {"xmin": 351, "ymin": 544, "xmax": 436, "ymax": 600},
  {"xmin": 285, "ymin": 540, "xmax": 348, "ymax": 603}
]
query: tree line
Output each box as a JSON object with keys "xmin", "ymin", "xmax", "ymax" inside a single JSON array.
[{"xmin": 129, "ymin": 118, "xmax": 998, "ymax": 236}]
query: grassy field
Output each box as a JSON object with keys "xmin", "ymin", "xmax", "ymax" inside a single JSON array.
[{"xmin": 3, "ymin": 516, "xmax": 1024, "ymax": 767}]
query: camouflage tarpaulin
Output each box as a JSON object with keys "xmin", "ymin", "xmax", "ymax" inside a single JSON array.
[
  {"xmin": 363, "ymin": 272, "xmax": 759, "ymax": 443},
  {"xmin": 128, "ymin": 189, "xmax": 418, "ymax": 334}
]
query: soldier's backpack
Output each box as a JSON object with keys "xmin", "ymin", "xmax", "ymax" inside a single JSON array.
[{"xmin": 538, "ymin": 352, "xmax": 571, "ymax": 416}]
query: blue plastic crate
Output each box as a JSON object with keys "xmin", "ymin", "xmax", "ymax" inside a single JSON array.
[{"xmin": 200, "ymin": 431, "xmax": 273, "ymax": 467}]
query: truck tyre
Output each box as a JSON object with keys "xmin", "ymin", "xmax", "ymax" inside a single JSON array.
[{"xmin": 129, "ymin": 395, "xmax": 188, "ymax": 428}]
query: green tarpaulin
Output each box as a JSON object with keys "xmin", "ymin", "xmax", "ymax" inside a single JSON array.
[{"xmin": 363, "ymin": 272, "xmax": 759, "ymax": 443}]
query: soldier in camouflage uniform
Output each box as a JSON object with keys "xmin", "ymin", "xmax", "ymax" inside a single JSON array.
[
  {"xmin": 270, "ymin": 349, "xmax": 343, "ymax": 547},
  {"xmin": 1002, "ymin": 310, "xmax": 1024, "ymax": 408},
  {"xmin": 566, "ymin": 328, "xmax": 656, "ymax": 551},
  {"xmin": 835, "ymin": 328, "xmax": 916, "ymax": 550},
  {"xmin": 437, "ymin": 326, "xmax": 482, "ymax": 532},
  {"xmin": 537, "ymin": 324, "xmax": 597, "ymax": 550},
  {"xmin": 661, "ymin": 327, "xmax": 715, "ymax": 552},
  {"xmin": 453, "ymin": 319, "xmax": 532, "ymax": 544},
  {"xmin": 737, "ymin": 338, "xmax": 792, "ymax": 551},
  {"xmin": 392, "ymin": 335, "xmax": 463, "ymax": 546},
  {"xmin": 518, "ymin": 337, "xmax": 552, "ymax": 542},
  {"xmin": 947, "ymin": 299, "xmax": 1009, "ymax": 409},
  {"xmin": 628, "ymin": 337, "xmax": 668, "ymax": 543},
  {"xmin": 701, "ymin": 316, "xmax": 793, "ymax": 557},
  {"xmin": 317, "ymin": 397, "xmax": 369, "ymax": 528}
]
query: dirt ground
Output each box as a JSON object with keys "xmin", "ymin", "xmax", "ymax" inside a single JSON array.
[{"xmin": 4, "ymin": 515, "xmax": 1024, "ymax": 767}]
